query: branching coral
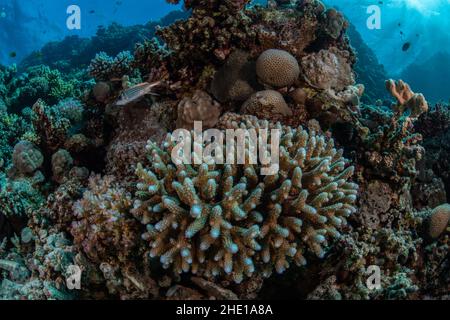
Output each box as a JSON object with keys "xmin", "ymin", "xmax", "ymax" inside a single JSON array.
[
  {"xmin": 0, "ymin": 175, "xmax": 45, "ymax": 218},
  {"xmin": 31, "ymin": 100, "xmax": 74, "ymax": 154},
  {"xmin": 0, "ymin": 111, "xmax": 31, "ymax": 169},
  {"xmin": 132, "ymin": 119, "xmax": 358, "ymax": 283},
  {"xmin": 386, "ymin": 79, "xmax": 428, "ymax": 119},
  {"xmin": 4, "ymin": 65, "xmax": 79, "ymax": 113},
  {"xmin": 71, "ymin": 175, "xmax": 157, "ymax": 299},
  {"xmin": 88, "ymin": 51, "xmax": 134, "ymax": 82},
  {"xmin": 358, "ymin": 80, "xmax": 428, "ymax": 181},
  {"xmin": 71, "ymin": 175, "xmax": 139, "ymax": 265},
  {"xmin": 0, "ymin": 229, "xmax": 77, "ymax": 300}
]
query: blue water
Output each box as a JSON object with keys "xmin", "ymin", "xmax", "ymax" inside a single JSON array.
[
  {"xmin": 0, "ymin": 0, "xmax": 180, "ymax": 65},
  {"xmin": 1, "ymin": 0, "xmax": 449, "ymax": 97}
]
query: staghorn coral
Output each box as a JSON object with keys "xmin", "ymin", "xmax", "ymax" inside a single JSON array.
[
  {"xmin": 256, "ymin": 49, "xmax": 300, "ymax": 88},
  {"xmin": 427, "ymin": 204, "xmax": 450, "ymax": 239},
  {"xmin": 176, "ymin": 90, "xmax": 222, "ymax": 130},
  {"xmin": 241, "ymin": 90, "xmax": 292, "ymax": 120},
  {"xmin": 132, "ymin": 119, "xmax": 358, "ymax": 283}
]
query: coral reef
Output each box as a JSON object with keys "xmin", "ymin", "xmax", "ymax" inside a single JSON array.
[
  {"xmin": 0, "ymin": 0, "xmax": 449, "ymax": 301},
  {"xmin": 132, "ymin": 119, "xmax": 358, "ymax": 283}
]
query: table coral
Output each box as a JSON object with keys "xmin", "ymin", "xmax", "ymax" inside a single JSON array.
[{"xmin": 132, "ymin": 120, "xmax": 358, "ymax": 283}]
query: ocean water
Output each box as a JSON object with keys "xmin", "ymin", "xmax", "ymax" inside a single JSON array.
[{"xmin": 1, "ymin": 0, "xmax": 449, "ymax": 102}]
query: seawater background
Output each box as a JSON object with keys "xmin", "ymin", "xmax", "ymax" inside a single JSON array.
[{"xmin": 0, "ymin": 0, "xmax": 449, "ymax": 99}]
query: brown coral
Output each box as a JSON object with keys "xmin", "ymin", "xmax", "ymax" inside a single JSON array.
[
  {"xmin": 51, "ymin": 149, "xmax": 74, "ymax": 184},
  {"xmin": 176, "ymin": 90, "xmax": 222, "ymax": 130},
  {"xmin": 301, "ymin": 47, "xmax": 355, "ymax": 91},
  {"xmin": 11, "ymin": 141, "xmax": 44, "ymax": 175},
  {"xmin": 256, "ymin": 49, "xmax": 300, "ymax": 88},
  {"xmin": 210, "ymin": 50, "xmax": 260, "ymax": 103},
  {"xmin": 427, "ymin": 204, "xmax": 450, "ymax": 239},
  {"xmin": 386, "ymin": 79, "xmax": 429, "ymax": 119},
  {"xmin": 241, "ymin": 90, "xmax": 292, "ymax": 119}
]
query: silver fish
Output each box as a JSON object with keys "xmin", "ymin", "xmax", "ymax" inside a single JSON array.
[{"xmin": 115, "ymin": 81, "xmax": 160, "ymax": 106}]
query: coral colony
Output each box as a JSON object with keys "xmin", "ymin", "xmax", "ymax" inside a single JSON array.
[{"xmin": 0, "ymin": 0, "xmax": 449, "ymax": 300}]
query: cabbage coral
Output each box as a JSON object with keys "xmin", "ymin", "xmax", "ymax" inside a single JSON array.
[{"xmin": 132, "ymin": 120, "xmax": 358, "ymax": 283}]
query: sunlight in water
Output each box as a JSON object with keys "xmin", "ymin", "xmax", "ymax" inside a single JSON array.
[{"xmin": 403, "ymin": 0, "xmax": 448, "ymax": 15}]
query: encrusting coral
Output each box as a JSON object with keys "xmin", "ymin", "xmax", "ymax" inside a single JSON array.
[
  {"xmin": 132, "ymin": 119, "xmax": 358, "ymax": 283},
  {"xmin": 176, "ymin": 90, "xmax": 222, "ymax": 130}
]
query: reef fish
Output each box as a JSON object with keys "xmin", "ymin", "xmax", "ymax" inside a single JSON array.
[
  {"xmin": 402, "ymin": 42, "xmax": 411, "ymax": 52},
  {"xmin": 115, "ymin": 81, "xmax": 160, "ymax": 106}
]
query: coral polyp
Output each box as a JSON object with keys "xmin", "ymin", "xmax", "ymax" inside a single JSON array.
[{"xmin": 132, "ymin": 120, "xmax": 358, "ymax": 282}]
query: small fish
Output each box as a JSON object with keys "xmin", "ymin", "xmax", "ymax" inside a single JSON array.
[
  {"xmin": 115, "ymin": 82, "xmax": 161, "ymax": 106},
  {"xmin": 9, "ymin": 51, "xmax": 16, "ymax": 58},
  {"xmin": 89, "ymin": 10, "xmax": 95, "ymax": 14},
  {"xmin": 0, "ymin": 11, "xmax": 6, "ymax": 19},
  {"xmin": 402, "ymin": 42, "xmax": 411, "ymax": 52}
]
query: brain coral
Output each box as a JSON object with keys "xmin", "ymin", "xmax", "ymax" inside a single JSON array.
[
  {"xmin": 132, "ymin": 120, "xmax": 358, "ymax": 283},
  {"xmin": 241, "ymin": 90, "xmax": 292, "ymax": 119},
  {"xmin": 256, "ymin": 49, "xmax": 300, "ymax": 88},
  {"xmin": 427, "ymin": 204, "xmax": 450, "ymax": 239}
]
